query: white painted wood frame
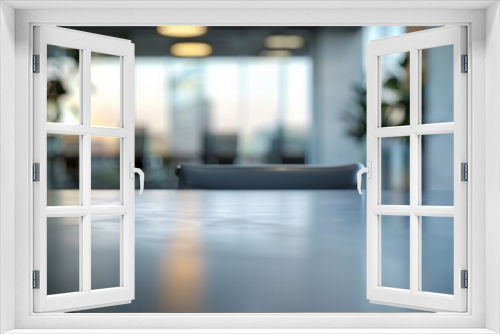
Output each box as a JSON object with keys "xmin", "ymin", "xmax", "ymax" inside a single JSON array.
[
  {"xmin": 366, "ymin": 26, "xmax": 467, "ymax": 312},
  {"xmin": 32, "ymin": 26, "xmax": 135, "ymax": 313},
  {"xmin": 1, "ymin": 2, "xmax": 496, "ymax": 333}
]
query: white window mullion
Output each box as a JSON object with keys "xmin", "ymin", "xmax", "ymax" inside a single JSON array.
[
  {"xmin": 76, "ymin": 50, "xmax": 84, "ymax": 291},
  {"xmin": 82, "ymin": 48, "xmax": 92, "ymax": 295},
  {"xmin": 33, "ymin": 27, "xmax": 49, "ymax": 306},
  {"xmin": 413, "ymin": 123, "xmax": 454, "ymax": 135},
  {"xmin": 45, "ymin": 124, "xmax": 130, "ymax": 138},
  {"xmin": 82, "ymin": 48, "xmax": 91, "ymax": 208},
  {"xmin": 453, "ymin": 26, "xmax": 468, "ymax": 309},
  {"xmin": 416, "ymin": 47, "xmax": 424, "ymax": 293},
  {"xmin": 122, "ymin": 49, "xmax": 135, "ymax": 293},
  {"xmin": 409, "ymin": 47, "xmax": 419, "ymax": 295},
  {"xmin": 90, "ymin": 126, "xmax": 130, "ymax": 138},
  {"xmin": 373, "ymin": 205, "xmax": 455, "ymax": 217},
  {"xmin": 372, "ymin": 125, "xmax": 411, "ymax": 137},
  {"xmin": 78, "ymin": 48, "xmax": 85, "ymax": 293},
  {"xmin": 365, "ymin": 45, "xmax": 380, "ymax": 301},
  {"xmin": 119, "ymin": 57, "xmax": 125, "ymax": 288},
  {"xmin": 373, "ymin": 123, "xmax": 454, "ymax": 138},
  {"xmin": 412, "ymin": 206, "xmax": 454, "ymax": 217},
  {"xmin": 46, "ymin": 123, "xmax": 89, "ymax": 136}
]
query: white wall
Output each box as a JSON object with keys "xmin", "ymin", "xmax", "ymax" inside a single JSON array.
[
  {"xmin": 485, "ymin": 2, "xmax": 500, "ymax": 332},
  {"xmin": 0, "ymin": 2, "xmax": 16, "ymax": 333}
]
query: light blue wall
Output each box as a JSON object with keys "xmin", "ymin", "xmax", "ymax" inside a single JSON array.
[
  {"xmin": 310, "ymin": 26, "xmax": 406, "ymax": 166},
  {"xmin": 310, "ymin": 27, "xmax": 365, "ymax": 165}
]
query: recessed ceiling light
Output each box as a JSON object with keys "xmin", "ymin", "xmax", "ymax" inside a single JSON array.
[
  {"xmin": 156, "ymin": 26, "xmax": 208, "ymax": 38},
  {"xmin": 264, "ymin": 35, "xmax": 304, "ymax": 50},
  {"xmin": 170, "ymin": 42, "xmax": 213, "ymax": 58},
  {"xmin": 260, "ymin": 50, "xmax": 292, "ymax": 57}
]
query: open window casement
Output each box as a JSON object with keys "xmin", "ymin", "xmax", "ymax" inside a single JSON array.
[
  {"xmin": 361, "ymin": 26, "xmax": 467, "ymax": 312},
  {"xmin": 33, "ymin": 26, "xmax": 142, "ymax": 312}
]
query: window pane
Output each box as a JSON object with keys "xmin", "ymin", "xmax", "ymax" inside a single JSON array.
[
  {"xmin": 242, "ymin": 59, "xmax": 280, "ymax": 162},
  {"xmin": 47, "ymin": 45, "xmax": 80, "ymax": 124},
  {"xmin": 421, "ymin": 45, "xmax": 454, "ymax": 124},
  {"xmin": 47, "ymin": 134, "xmax": 79, "ymax": 206},
  {"xmin": 91, "ymin": 215, "xmax": 121, "ymax": 290},
  {"xmin": 421, "ymin": 133, "xmax": 454, "ymax": 206},
  {"xmin": 381, "ymin": 137, "xmax": 410, "ymax": 205},
  {"xmin": 91, "ymin": 52, "xmax": 121, "ymax": 127},
  {"xmin": 381, "ymin": 215, "xmax": 410, "ymax": 290},
  {"xmin": 170, "ymin": 65, "xmax": 205, "ymax": 160},
  {"xmin": 380, "ymin": 52, "xmax": 410, "ymax": 128},
  {"xmin": 203, "ymin": 60, "xmax": 239, "ymax": 164},
  {"xmin": 421, "ymin": 217, "xmax": 454, "ymax": 295},
  {"xmin": 47, "ymin": 217, "xmax": 80, "ymax": 295},
  {"xmin": 91, "ymin": 136, "xmax": 121, "ymax": 205}
]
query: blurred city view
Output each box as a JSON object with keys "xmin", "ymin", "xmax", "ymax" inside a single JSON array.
[{"xmin": 47, "ymin": 26, "xmax": 451, "ymax": 193}]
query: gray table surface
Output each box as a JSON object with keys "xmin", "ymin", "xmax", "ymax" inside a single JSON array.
[{"xmin": 46, "ymin": 189, "xmax": 453, "ymax": 313}]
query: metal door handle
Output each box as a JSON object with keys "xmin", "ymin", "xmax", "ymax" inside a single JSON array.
[
  {"xmin": 129, "ymin": 162, "xmax": 145, "ymax": 195},
  {"xmin": 357, "ymin": 162, "xmax": 371, "ymax": 195}
]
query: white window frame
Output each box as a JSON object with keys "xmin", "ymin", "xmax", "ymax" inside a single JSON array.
[
  {"xmin": 33, "ymin": 26, "xmax": 136, "ymax": 313},
  {"xmin": 0, "ymin": 1, "xmax": 499, "ymax": 333},
  {"xmin": 366, "ymin": 26, "xmax": 468, "ymax": 312}
]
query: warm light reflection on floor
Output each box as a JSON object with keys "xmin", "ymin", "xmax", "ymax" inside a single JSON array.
[{"xmin": 160, "ymin": 198, "xmax": 204, "ymax": 312}]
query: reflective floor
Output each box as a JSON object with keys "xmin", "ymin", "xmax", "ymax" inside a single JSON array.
[{"xmin": 47, "ymin": 189, "xmax": 455, "ymax": 313}]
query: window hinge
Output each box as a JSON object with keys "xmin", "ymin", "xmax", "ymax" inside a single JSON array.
[
  {"xmin": 33, "ymin": 163, "xmax": 40, "ymax": 182},
  {"xmin": 33, "ymin": 270, "xmax": 40, "ymax": 289},
  {"xmin": 461, "ymin": 54, "xmax": 468, "ymax": 73},
  {"xmin": 33, "ymin": 54, "xmax": 40, "ymax": 73},
  {"xmin": 461, "ymin": 270, "xmax": 468, "ymax": 289},
  {"xmin": 461, "ymin": 162, "xmax": 468, "ymax": 181}
]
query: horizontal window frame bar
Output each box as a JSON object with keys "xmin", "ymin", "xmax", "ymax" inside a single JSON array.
[
  {"xmin": 372, "ymin": 205, "xmax": 454, "ymax": 217},
  {"xmin": 372, "ymin": 123, "xmax": 454, "ymax": 138},
  {"xmin": 46, "ymin": 205, "xmax": 129, "ymax": 217},
  {"xmin": 46, "ymin": 123, "xmax": 130, "ymax": 138}
]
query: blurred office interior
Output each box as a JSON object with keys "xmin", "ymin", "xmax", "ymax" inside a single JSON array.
[
  {"xmin": 47, "ymin": 26, "xmax": 452, "ymax": 194},
  {"xmin": 46, "ymin": 26, "xmax": 455, "ymax": 312}
]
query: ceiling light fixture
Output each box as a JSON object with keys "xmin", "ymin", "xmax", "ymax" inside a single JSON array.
[
  {"xmin": 264, "ymin": 35, "xmax": 305, "ymax": 50},
  {"xmin": 156, "ymin": 26, "xmax": 208, "ymax": 38},
  {"xmin": 170, "ymin": 42, "xmax": 213, "ymax": 58}
]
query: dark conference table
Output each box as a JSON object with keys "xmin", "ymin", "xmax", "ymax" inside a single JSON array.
[{"xmin": 54, "ymin": 190, "xmax": 451, "ymax": 313}]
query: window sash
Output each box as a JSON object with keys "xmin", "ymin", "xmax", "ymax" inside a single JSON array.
[
  {"xmin": 32, "ymin": 25, "xmax": 136, "ymax": 313},
  {"xmin": 366, "ymin": 26, "xmax": 468, "ymax": 312}
]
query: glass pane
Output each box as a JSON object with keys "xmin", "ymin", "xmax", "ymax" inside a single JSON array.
[
  {"xmin": 91, "ymin": 52, "xmax": 121, "ymax": 127},
  {"xmin": 421, "ymin": 217, "xmax": 454, "ymax": 294},
  {"xmin": 381, "ymin": 215, "xmax": 410, "ymax": 290},
  {"xmin": 380, "ymin": 52, "xmax": 410, "ymax": 128},
  {"xmin": 381, "ymin": 137, "xmax": 410, "ymax": 205},
  {"xmin": 47, "ymin": 217, "xmax": 80, "ymax": 295},
  {"xmin": 47, "ymin": 45, "xmax": 80, "ymax": 124},
  {"xmin": 421, "ymin": 45, "xmax": 454, "ymax": 124},
  {"xmin": 421, "ymin": 133, "xmax": 454, "ymax": 206},
  {"xmin": 91, "ymin": 215, "xmax": 121, "ymax": 290},
  {"xmin": 47, "ymin": 134, "xmax": 79, "ymax": 206},
  {"xmin": 91, "ymin": 137, "xmax": 121, "ymax": 205}
]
